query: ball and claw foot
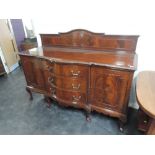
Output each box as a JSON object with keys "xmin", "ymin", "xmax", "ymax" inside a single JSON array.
[
  {"xmin": 44, "ymin": 96, "xmax": 52, "ymax": 108},
  {"xmin": 119, "ymin": 120, "xmax": 125, "ymax": 132},
  {"xmin": 119, "ymin": 127, "xmax": 124, "ymax": 132},
  {"xmin": 46, "ymin": 103, "xmax": 51, "ymax": 108},
  {"xmin": 29, "ymin": 96, "xmax": 33, "ymax": 100},
  {"xmin": 26, "ymin": 88, "xmax": 33, "ymax": 100},
  {"xmin": 86, "ymin": 116, "xmax": 91, "ymax": 122},
  {"xmin": 86, "ymin": 111, "xmax": 91, "ymax": 122}
]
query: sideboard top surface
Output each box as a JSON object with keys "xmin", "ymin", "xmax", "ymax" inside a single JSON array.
[
  {"xmin": 19, "ymin": 46, "xmax": 137, "ymax": 71},
  {"xmin": 19, "ymin": 29, "xmax": 139, "ymax": 71}
]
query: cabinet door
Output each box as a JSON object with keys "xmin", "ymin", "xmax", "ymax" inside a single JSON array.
[
  {"xmin": 0, "ymin": 19, "xmax": 19, "ymax": 70},
  {"xmin": 90, "ymin": 67, "xmax": 131, "ymax": 112},
  {"xmin": 20, "ymin": 55, "xmax": 53, "ymax": 95}
]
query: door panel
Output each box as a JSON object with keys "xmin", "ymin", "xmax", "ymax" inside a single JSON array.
[
  {"xmin": 90, "ymin": 67, "xmax": 130, "ymax": 112},
  {"xmin": 0, "ymin": 19, "xmax": 18, "ymax": 70},
  {"xmin": 21, "ymin": 55, "xmax": 53, "ymax": 94}
]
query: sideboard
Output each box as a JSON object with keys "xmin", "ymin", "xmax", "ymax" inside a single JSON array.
[{"xmin": 19, "ymin": 29, "xmax": 139, "ymax": 131}]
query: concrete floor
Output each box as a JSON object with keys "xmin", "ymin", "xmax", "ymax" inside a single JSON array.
[{"xmin": 0, "ymin": 67, "xmax": 142, "ymax": 135}]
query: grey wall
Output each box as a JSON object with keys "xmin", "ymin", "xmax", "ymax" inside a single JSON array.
[{"xmin": 11, "ymin": 19, "xmax": 26, "ymax": 52}]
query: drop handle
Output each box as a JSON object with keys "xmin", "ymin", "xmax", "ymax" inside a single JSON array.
[
  {"xmin": 73, "ymin": 95, "xmax": 81, "ymax": 100},
  {"xmin": 46, "ymin": 65, "xmax": 53, "ymax": 72},
  {"xmin": 72, "ymin": 83, "xmax": 80, "ymax": 90},
  {"xmin": 72, "ymin": 95, "xmax": 81, "ymax": 105},
  {"xmin": 71, "ymin": 70, "xmax": 80, "ymax": 76},
  {"xmin": 144, "ymin": 120, "xmax": 147, "ymax": 124},
  {"xmin": 48, "ymin": 77, "xmax": 54, "ymax": 84},
  {"xmin": 51, "ymin": 88, "xmax": 56, "ymax": 96}
]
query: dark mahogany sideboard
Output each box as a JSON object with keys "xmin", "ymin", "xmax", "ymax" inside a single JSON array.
[{"xmin": 19, "ymin": 29, "xmax": 139, "ymax": 131}]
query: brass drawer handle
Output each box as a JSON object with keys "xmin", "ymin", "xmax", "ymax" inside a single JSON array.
[
  {"xmin": 48, "ymin": 77, "xmax": 51, "ymax": 83},
  {"xmin": 72, "ymin": 84, "xmax": 80, "ymax": 90},
  {"xmin": 72, "ymin": 95, "xmax": 81, "ymax": 104},
  {"xmin": 144, "ymin": 120, "xmax": 147, "ymax": 124},
  {"xmin": 51, "ymin": 88, "xmax": 56, "ymax": 96},
  {"xmin": 71, "ymin": 70, "xmax": 80, "ymax": 76},
  {"xmin": 46, "ymin": 65, "xmax": 53, "ymax": 72},
  {"xmin": 49, "ymin": 67, "xmax": 53, "ymax": 72},
  {"xmin": 48, "ymin": 77, "xmax": 54, "ymax": 84}
]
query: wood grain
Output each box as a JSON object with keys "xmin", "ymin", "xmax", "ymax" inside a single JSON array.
[
  {"xmin": 19, "ymin": 29, "xmax": 139, "ymax": 130},
  {"xmin": 40, "ymin": 29, "xmax": 139, "ymax": 52}
]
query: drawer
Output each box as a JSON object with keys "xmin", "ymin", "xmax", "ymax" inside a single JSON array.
[
  {"xmin": 0, "ymin": 64, "xmax": 4, "ymax": 71},
  {"xmin": 53, "ymin": 63, "xmax": 89, "ymax": 78},
  {"xmin": 52, "ymin": 88, "xmax": 86, "ymax": 106},
  {"xmin": 48, "ymin": 76, "xmax": 87, "ymax": 93}
]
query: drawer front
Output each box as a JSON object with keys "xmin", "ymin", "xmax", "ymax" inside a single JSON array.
[
  {"xmin": 51, "ymin": 88, "xmax": 86, "ymax": 107},
  {"xmin": 48, "ymin": 76, "xmax": 87, "ymax": 93},
  {"xmin": 53, "ymin": 63, "xmax": 89, "ymax": 78}
]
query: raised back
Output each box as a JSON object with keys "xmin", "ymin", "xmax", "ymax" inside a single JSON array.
[{"xmin": 40, "ymin": 29, "xmax": 139, "ymax": 53}]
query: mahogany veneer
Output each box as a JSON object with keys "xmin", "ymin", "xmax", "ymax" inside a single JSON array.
[{"xmin": 19, "ymin": 29, "xmax": 139, "ymax": 131}]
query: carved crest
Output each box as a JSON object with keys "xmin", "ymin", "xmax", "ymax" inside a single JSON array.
[{"xmin": 40, "ymin": 29, "xmax": 139, "ymax": 52}]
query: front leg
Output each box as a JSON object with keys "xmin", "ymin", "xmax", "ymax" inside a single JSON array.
[
  {"xmin": 44, "ymin": 96, "xmax": 52, "ymax": 108},
  {"xmin": 119, "ymin": 116, "xmax": 127, "ymax": 132},
  {"xmin": 85, "ymin": 105, "xmax": 91, "ymax": 122},
  {"xmin": 86, "ymin": 111, "xmax": 91, "ymax": 122},
  {"xmin": 26, "ymin": 87, "xmax": 33, "ymax": 100}
]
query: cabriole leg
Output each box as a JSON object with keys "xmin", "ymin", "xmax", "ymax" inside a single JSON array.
[
  {"xmin": 44, "ymin": 96, "xmax": 52, "ymax": 108},
  {"xmin": 86, "ymin": 111, "xmax": 91, "ymax": 122},
  {"xmin": 119, "ymin": 116, "xmax": 127, "ymax": 132},
  {"xmin": 26, "ymin": 87, "xmax": 33, "ymax": 100},
  {"xmin": 85, "ymin": 105, "xmax": 91, "ymax": 122}
]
